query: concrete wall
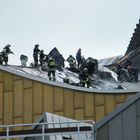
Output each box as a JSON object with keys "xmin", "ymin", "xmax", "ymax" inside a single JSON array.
[
  {"xmin": 95, "ymin": 95, "xmax": 140, "ymax": 140},
  {"xmin": 0, "ymin": 70, "xmax": 136, "ymax": 129}
]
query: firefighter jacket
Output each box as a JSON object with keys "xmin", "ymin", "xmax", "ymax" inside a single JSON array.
[
  {"xmin": 79, "ymin": 70, "xmax": 89, "ymax": 82},
  {"xmin": 48, "ymin": 59, "xmax": 56, "ymax": 70},
  {"xmin": 67, "ymin": 56, "xmax": 76, "ymax": 65}
]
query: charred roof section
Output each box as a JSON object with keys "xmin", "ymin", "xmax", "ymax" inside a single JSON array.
[{"xmin": 126, "ymin": 19, "xmax": 140, "ymax": 54}]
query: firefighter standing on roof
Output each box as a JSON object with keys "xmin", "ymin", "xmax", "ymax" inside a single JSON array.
[
  {"xmin": 79, "ymin": 68, "xmax": 90, "ymax": 88},
  {"xmin": 76, "ymin": 48, "xmax": 82, "ymax": 68},
  {"xmin": 39, "ymin": 50, "xmax": 45, "ymax": 66},
  {"xmin": 0, "ymin": 52, "xmax": 3, "ymax": 65},
  {"xmin": 48, "ymin": 57, "xmax": 56, "ymax": 81},
  {"xmin": 2, "ymin": 44, "xmax": 14, "ymax": 65},
  {"xmin": 33, "ymin": 44, "xmax": 40, "ymax": 68},
  {"xmin": 115, "ymin": 61, "xmax": 124, "ymax": 83}
]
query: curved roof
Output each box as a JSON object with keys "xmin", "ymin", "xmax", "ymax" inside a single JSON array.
[{"xmin": 0, "ymin": 65, "xmax": 139, "ymax": 93}]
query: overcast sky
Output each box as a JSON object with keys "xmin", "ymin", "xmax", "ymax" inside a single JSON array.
[{"xmin": 0, "ymin": 0, "xmax": 140, "ymax": 65}]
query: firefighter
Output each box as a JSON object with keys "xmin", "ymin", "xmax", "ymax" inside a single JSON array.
[
  {"xmin": 39, "ymin": 50, "xmax": 45, "ymax": 66},
  {"xmin": 76, "ymin": 48, "xmax": 82, "ymax": 68},
  {"xmin": 44, "ymin": 54, "xmax": 49, "ymax": 63},
  {"xmin": 48, "ymin": 57, "xmax": 56, "ymax": 81},
  {"xmin": 115, "ymin": 61, "xmax": 124, "ymax": 83},
  {"xmin": 79, "ymin": 68, "xmax": 90, "ymax": 88},
  {"xmin": 2, "ymin": 44, "xmax": 14, "ymax": 65},
  {"xmin": 20, "ymin": 54, "xmax": 28, "ymax": 67},
  {"xmin": 67, "ymin": 55, "xmax": 76, "ymax": 68},
  {"xmin": 33, "ymin": 44, "xmax": 40, "ymax": 68},
  {"xmin": 0, "ymin": 52, "xmax": 3, "ymax": 65},
  {"xmin": 127, "ymin": 65, "xmax": 138, "ymax": 82}
]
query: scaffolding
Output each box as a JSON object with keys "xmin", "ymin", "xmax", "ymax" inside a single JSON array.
[{"xmin": 0, "ymin": 120, "xmax": 95, "ymax": 140}]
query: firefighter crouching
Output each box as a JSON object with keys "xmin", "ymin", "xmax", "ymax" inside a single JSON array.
[
  {"xmin": 48, "ymin": 57, "xmax": 56, "ymax": 81},
  {"xmin": 20, "ymin": 54, "xmax": 28, "ymax": 67},
  {"xmin": 67, "ymin": 55, "xmax": 76, "ymax": 68},
  {"xmin": 79, "ymin": 68, "xmax": 90, "ymax": 88},
  {"xmin": 127, "ymin": 65, "xmax": 138, "ymax": 82}
]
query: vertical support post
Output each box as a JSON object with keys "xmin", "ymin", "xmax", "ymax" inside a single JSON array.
[
  {"xmin": 77, "ymin": 124, "xmax": 80, "ymax": 139},
  {"xmin": 92, "ymin": 123, "xmax": 95, "ymax": 140},
  {"xmin": 6, "ymin": 126, "xmax": 9, "ymax": 140},
  {"xmin": 42, "ymin": 124, "xmax": 45, "ymax": 140}
]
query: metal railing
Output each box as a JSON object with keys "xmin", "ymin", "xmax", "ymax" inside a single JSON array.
[{"xmin": 0, "ymin": 120, "xmax": 95, "ymax": 140}]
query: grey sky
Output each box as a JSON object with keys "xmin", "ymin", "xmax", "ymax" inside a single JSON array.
[{"xmin": 0, "ymin": 0, "xmax": 140, "ymax": 65}]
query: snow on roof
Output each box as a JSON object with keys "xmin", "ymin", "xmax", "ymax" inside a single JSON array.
[
  {"xmin": 99, "ymin": 55, "xmax": 122, "ymax": 66},
  {"xmin": 98, "ymin": 65, "xmax": 118, "ymax": 81},
  {"xmin": 6, "ymin": 65, "xmax": 120, "ymax": 90},
  {"xmin": 0, "ymin": 64, "xmax": 139, "ymax": 93}
]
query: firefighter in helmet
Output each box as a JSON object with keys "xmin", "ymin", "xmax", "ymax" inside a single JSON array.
[
  {"xmin": 0, "ymin": 52, "xmax": 3, "ymax": 65},
  {"xmin": 76, "ymin": 48, "xmax": 82, "ymax": 68},
  {"xmin": 33, "ymin": 44, "xmax": 40, "ymax": 68},
  {"xmin": 67, "ymin": 55, "xmax": 76, "ymax": 68},
  {"xmin": 79, "ymin": 68, "xmax": 90, "ymax": 88},
  {"xmin": 39, "ymin": 49, "xmax": 45, "ymax": 66},
  {"xmin": 48, "ymin": 57, "xmax": 56, "ymax": 81},
  {"xmin": 20, "ymin": 54, "xmax": 28, "ymax": 67},
  {"xmin": 2, "ymin": 44, "xmax": 14, "ymax": 65}
]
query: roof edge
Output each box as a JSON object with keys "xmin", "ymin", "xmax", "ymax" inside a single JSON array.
[{"xmin": 0, "ymin": 65, "xmax": 139, "ymax": 93}]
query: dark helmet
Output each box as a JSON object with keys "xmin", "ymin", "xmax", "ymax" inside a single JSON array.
[
  {"xmin": 41, "ymin": 49, "xmax": 44, "ymax": 52},
  {"xmin": 78, "ymin": 48, "xmax": 81, "ymax": 51},
  {"xmin": 35, "ymin": 44, "xmax": 39, "ymax": 47},
  {"xmin": 6, "ymin": 44, "xmax": 11, "ymax": 47}
]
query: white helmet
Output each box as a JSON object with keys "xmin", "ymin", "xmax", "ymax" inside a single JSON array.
[{"xmin": 84, "ymin": 68, "xmax": 88, "ymax": 71}]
